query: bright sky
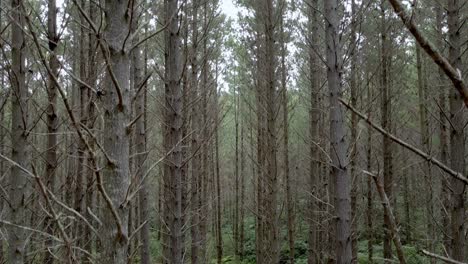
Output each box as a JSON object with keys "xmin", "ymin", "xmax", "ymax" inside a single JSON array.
[{"xmin": 220, "ymin": 0, "xmax": 239, "ymax": 18}]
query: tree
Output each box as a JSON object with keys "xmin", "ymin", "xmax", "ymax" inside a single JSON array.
[
  {"xmin": 44, "ymin": 0, "xmax": 59, "ymax": 261},
  {"xmin": 162, "ymin": 0, "xmax": 185, "ymax": 262},
  {"xmin": 100, "ymin": 0, "xmax": 132, "ymax": 262},
  {"xmin": 447, "ymin": 0, "xmax": 466, "ymax": 260},
  {"xmin": 324, "ymin": 0, "xmax": 352, "ymax": 262},
  {"xmin": 8, "ymin": 0, "xmax": 31, "ymax": 262}
]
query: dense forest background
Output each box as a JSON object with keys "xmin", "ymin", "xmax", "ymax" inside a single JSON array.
[{"xmin": 0, "ymin": 0, "xmax": 467, "ymax": 263}]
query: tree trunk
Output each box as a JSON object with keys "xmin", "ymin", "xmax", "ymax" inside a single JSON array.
[
  {"xmin": 366, "ymin": 81, "xmax": 374, "ymax": 263},
  {"xmin": 279, "ymin": 12, "xmax": 295, "ymax": 264},
  {"xmin": 380, "ymin": 1, "xmax": 394, "ymax": 261},
  {"xmin": 44, "ymin": 0, "xmax": 59, "ymax": 262},
  {"xmin": 436, "ymin": 3, "xmax": 450, "ymax": 254},
  {"xmin": 324, "ymin": 0, "xmax": 352, "ymax": 262},
  {"xmin": 447, "ymin": 0, "xmax": 466, "ymax": 260},
  {"xmin": 8, "ymin": 0, "xmax": 31, "ymax": 262},
  {"xmin": 100, "ymin": 0, "xmax": 132, "ymax": 262},
  {"xmin": 131, "ymin": 2, "xmax": 151, "ymax": 263},
  {"xmin": 307, "ymin": 0, "xmax": 320, "ymax": 262},
  {"xmin": 416, "ymin": 43, "xmax": 435, "ymax": 259},
  {"xmin": 261, "ymin": 0, "xmax": 279, "ymax": 262},
  {"xmin": 215, "ymin": 90, "xmax": 223, "ymax": 264},
  {"xmin": 189, "ymin": 0, "xmax": 201, "ymax": 262},
  {"xmin": 350, "ymin": 0, "xmax": 359, "ymax": 261},
  {"xmin": 162, "ymin": 0, "xmax": 185, "ymax": 262}
]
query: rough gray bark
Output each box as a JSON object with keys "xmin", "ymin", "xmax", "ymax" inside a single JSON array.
[
  {"xmin": 100, "ymin": 0, "xmax": 132, "ymax": 262},
  {"xmin": 44, "ymin": 0, "xmax": 59, "ymax": 262},
  {"xmin": 416, "ymin": 43, "xmax": 435, "ymax": 258},
  {"xmin": 131, "ymin": 2, "xmax": 151, "ymax": 263},
  {"xmin": 307, "ymin": 0, "xmax": 320, "ymax": 262},
  {"xmin": 8, "ymin": 0, "xmax": 31, "ymax": 263},
  {"xmin": 380, "ymin": 1, "xmax": 394, "ymax": 261},
  {"xmin": 215, "ymin": 91, "xmax": 223, "ymax": 264},
  {"xmin": 366, "ymin": 83, "xmax": 373, "ymax": 263},
  {"xmin": 447, "ymin": 0, "xmax": 466, "ymax": 260},
  {"xmin": 280, "ymin": 13, "xmax": 294, "ymax": 264},
  {"xmin": 261, "ymin": 0, "xmax": 279, "ymax": 262},
  {"xmin": 84, "ymin": 1, "xmax": 98, "ymax": 260},
  {"xmin": 189, "ymin": 0, "xmax": 201, "ymax": 262},
  {"xmin": 162, "ymin": 0, "xmax": 185, "ymax": 262},
  {"xmin": 349, "ymin": 0, "xmax": 359, "ymax": 260},
  {"xmin": 436, "ymin": 3, "xmax": 450, "ymax": 253},
  {"xmin": 324, "ymin": 0, "xmax": 352, "ymax": 262}
]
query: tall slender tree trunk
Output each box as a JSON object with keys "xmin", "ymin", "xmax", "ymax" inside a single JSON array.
[
  {"xmin": 8, "ymin": 0, "xmax": 31, "ymax": 262},
  {"xmin": 74, "ymin": 1, "xmax": 88, "ymax": 255},
  {"xmin": 307, "ymin": 0, "xmax": 320, "ymax": 262},
  {"xmin": 239, "ymin": 113, "xmax": 245, "ymax": 259},
  {"xmin": 84, "ymin": 1, "xmax": 98, "ymax": 260},
  {"xmin": 280, "ymin": 12, "xmax": 294, "ymax": 264},
  {"xmin": 44, "ymin": 0, "xmax": 59, "ymax": 262},
  {"xmin": 366, "ymin": 82, "xmax": 373, "ymax": 263},
  {"xmin": 234, "ymin": 78, "xmax": 240, "ymax": 260},
  {"xmin": 100, "ymin": 0, "xmax": 132, "ymax": 262},
  {"xmin": 215, "ymin": 88, "xmax": 223, "ymax": 264},
  {"xmin": 436, "ymin": 3, "xmax": 450, "ymax": 254},
  {"xmin": 447, "ymin": 0, "xmax": 465, "ymax": 260},
  {"xmin": 416, "ymin": 43, "xmax": 435, "ymax": 259},
  {"xmin": 261, "ymin": 0, "xmax": 279, "ymax": 262},
  {"xmin": 189, "ymin": 1, "xmax": 201, "ymax": 261},
  {"xmin": 162, "ymin": 0, "xmax": 184, "ymax": 262},
  {"xmin": 131, "ymin": 2, "xmax": 151, "ymax": 263},
  {"xmin": 0, "ymin": 8, "xmax": 4, "ymax": 263},
  {"xmin": 349, "ymin": 0, "xmax": 359, "ymax": 261},
  {"xmin": 380, "ymin": 1, "xmax": 394, "ymax": 261},
  {"xmin": 324, "ymin": 0, "xmax": 352, "ymax": 262}
]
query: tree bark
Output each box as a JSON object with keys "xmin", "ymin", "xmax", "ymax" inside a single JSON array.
[
  {"xmin": 189, "ymin": 1, "xmax": 201, "ymax": 262},
  {"xmin": 366, "ymin": 82, "xmax": 374, "ymax": 263},
  {"xmin": 447, "ymin": 0, "xmax": 466, "ymax": 260},
  {"xmin": 100, "ymin": 0, "xmax": 132, "ymax": 262},
  {"xmin": 349, "ymin": 0, "xmax": 359, "ymax": 260},
  {"xmin": 44, "ymin": 0, "xmax": 59, "ymax": 262},
  {"xmin": 324, "ymin": 0, "xmax": 352, "ymax": 262},
  {"xmin": 380, "ymin": 2, "xmax": 394, "ymax": 261},
  {"xmin": 8, "ymin": 0, "xmax": 31, "ymax": 262},
  {"xmin": 436, "ymin": 3, "xmax": 450, "ymax": 253},
  {"xmin": 280, "ymin": 12, "xmax": 295, "ymax": 264},
  {"xmin": 131, "ymin": 2, "xmax": 151, "ymax": 263},
  {"xmin": 307, "ymin": 0, "xmax": 320, "ymax": 262},
  {"xmin": 162, "ymin": 0, "xmax": 185, "ymax": 262},
  {"xmin": 416, "ymin": 43, "xmax": 435, "ymax": 259}
]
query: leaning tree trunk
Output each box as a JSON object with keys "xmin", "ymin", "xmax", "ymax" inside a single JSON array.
[
  {"xmin": 100, "ymin": 0, "xmax": 132, "ymax": 262},
  {"xmin": 324, "ymin": 0, "xmax": 352, "ymax": 262},
  {"xmin": 447, "ymin": 0, "xmax": 466, "ymax": 260},
  {"xmin": 8, "ymin": 0, "xmax": 31, "ymax": 263}
]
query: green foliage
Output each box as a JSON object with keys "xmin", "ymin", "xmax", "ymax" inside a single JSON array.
[{"xmin": 357, "ymin": 240, "xmax": 428, "ymax": 264}]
